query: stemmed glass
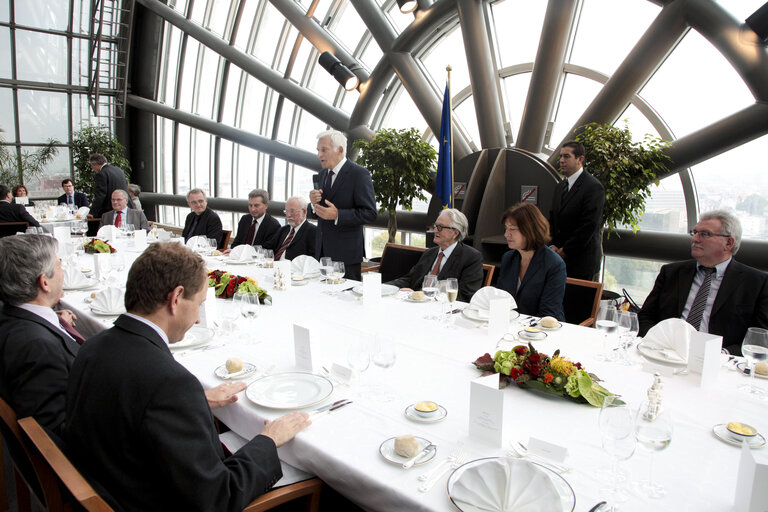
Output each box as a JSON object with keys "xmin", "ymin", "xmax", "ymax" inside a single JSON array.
[
  {"xmin": 616, "ymin": 311, "xmax": 639, "ymax": 365},
  {"xmin": 320, "ymin": 257, "xmax": 333, "ymax": 283},
  {"xmin": 739, "ymin": 327, "xmax": 768, "ymax": 397},
  {"xmin": 207, "ymin": 238, "xmax": 218, "ymax": 255},
  {"xmin": 234, "ymin": 291, "xmax": 260, "ymax": 322},
  {"xmin": 346, "ymin": 337, "xmax": 370, "ymax": 391},
  {"xmin": 599, "ymin": 396, "xmax": 635, "ymax": 503},
  {"xmin": 371, "ymin": 334, "xmax": 397, "ymax": 401},
  {"xmin": 263, "ymin": 249, "xmax": 274, "ymax": 268},
  {"xmin": 330, "ymin": 261, "xmax": 345, "ymax": 293},
  {"xmin": 218, "ymin": 297, "xmax": 240, "ymax": 335},
  {"xmin": 633, "ymin": 401, "xmax": 673, "ymax": 499},
  {"xmin": 422, "ymin": 274, "xmax": 439, "ymax": 319},
  {"xmin": 253, "ymin": 245, "xmax": 264, "ymax": 266},
  {"xmin": 443, "ymin": 278, "xmax": 459, "ymax": 325},
  {"xmin": 595, "ymin": 305, "xmax": 618, "ymax": 361}
]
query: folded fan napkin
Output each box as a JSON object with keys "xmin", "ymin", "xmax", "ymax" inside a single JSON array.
[
  {"xmin": 470, "ymin": 286, "xmax": 517, "ymax": 311},
  {"xmin": 76, "ymin": 206, "xmax": 90, "ymax": 218},
  {"xmin": 229, "ymin": 244, "xmax": 256, "ymax": 261},
  {"xmin": 63, "ymin": 265, "xmax": 90, "ymax": 288},
  {"xmin": 449, "ymin": 458, "xmax": 560, "ymax": 512},
  {"xmin": 91, "ymin": 287, "xmax": 126, "ymax": 314},
  {"xmin": 185, "ymin": 235, "xmax": 209, "ymax": 251},
  {"xmin": 96, "ymin": 225, "xmax": 118, "ymax": 241},
  {"xmin": 643, "ymin": 318, "xmax": 694, "ymax": 362},
  {"xmin": 291, "ymin": 255, "xmax": 320, "ymax": 276}
]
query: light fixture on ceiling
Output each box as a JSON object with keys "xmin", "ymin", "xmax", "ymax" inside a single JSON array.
[
  {"xmin": 318, "ymin": 51, "xmax": 359, "ymax": 91},
  {"xmin": 396, "ymin": 0, "xmax": 418, "ymax": 14}
]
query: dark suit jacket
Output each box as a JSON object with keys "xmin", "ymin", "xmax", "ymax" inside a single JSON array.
[
  {"xmin": 0, "ymin": 305, "xmax": 79, "ymax": 434},
  {"xmin": 57, "ymin": 192, "xmax": 90, "ymax": 208},
  {"xmin": 0, "ymin": 200, "xmax": 40, "ymax": 227},
  {"xmin": 309, "ymin": 160, "xmax": 377, "ymax": 264},
  {"xmin": 638, "ymin": 259, "xmax": 768, "ymax": 355},
  {"xmin": 265, "ymin": 221, "xmax": 316, "ymax": 260},
  {"xmin": 549, "ymin": 171, "xmax": 605, "ymax": 279},
  {"xmin": 91, "ymin": 164, "xmax": 133, "ymax": 218},
  {"xmin": 99, "ymin": 208, "xmax": 150, "ymax": 231},
  {"xmin": 496, "ymin": 246, "xmax": 566, "ymax": 321},
  {"xmin": 231, "ymin": 213, "xmax": 281, "ymax": 248},
  {"xmin": 183, "ymin": 208, "xmax": 223, "ymax": 245},
  {"xmin": 64, "ymin": 315, "xmax": 282, "ymax": 512},
  {"xmin": 387, "ymin": 242, "xmax": 483, "ymax": 302}
]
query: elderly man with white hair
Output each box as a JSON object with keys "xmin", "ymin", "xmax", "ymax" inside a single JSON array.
[
  {"xmin": 266, "ymin": 196, "xmax": 316, "ymax": 261},
  {"xmin": 387, "ymin": 208, "xmax": 484, "ymax": 303},
  {"xmin": 99, "ymin": 189, "xmax": 151, "ymax": 231}
]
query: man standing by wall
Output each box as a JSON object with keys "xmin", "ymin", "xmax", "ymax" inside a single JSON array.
[{"xmin": 88, "ymin": 153, "xmax": 133, "ymax": 218}]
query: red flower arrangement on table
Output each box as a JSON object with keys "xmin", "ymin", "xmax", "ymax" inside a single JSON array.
[
  {"xmin": 208, "ymin": 270, "xmax": 272, "ymax": 305},
  {"xmin": 473, "ymin": 343, "xmax": 618, "ymax": 407},
  {"xmin": 83, "ymin": 239, "xmax": 116, "ymax": 253}
]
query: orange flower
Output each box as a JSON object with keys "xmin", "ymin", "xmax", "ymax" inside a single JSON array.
[{"xmin": 544, "ymin": 373, "xmax": 554, "ymax": 384}]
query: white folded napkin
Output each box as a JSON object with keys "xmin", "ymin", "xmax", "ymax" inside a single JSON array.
[
  {"xmin": 185, "ymin": 235, "xmax": 209, "ymax": 251},
  {"xmin": 91, "ymin": 287, "xmax": 126, "ymax": 314},
  {"xmin": 643, "ymin": 318, "xmax": 694, "ymax": 362},
  {"xmin": 470, "ymin": 286, "xmax": 517, "ymax": 311},
  {"xmin": 229, "ymin": 244, "xmax": 256, "ymax": 261},
  {"xmin": 76, "ymin": 206, "xmax": 90, "ymax": 218},
  {"xmin": 291, "ymin": 255, "xmax": 320, "ymax": 276},
  {"xmin": 96, "ymin": 225, "xmax": 118, "ymax": 241},
  {"xmin": 63, "ymin": 265, "xmax": 90, "ymax": 288},
  {"xmin": 449, "ymin": 458, "xmax": 560, "ymax": 512}
]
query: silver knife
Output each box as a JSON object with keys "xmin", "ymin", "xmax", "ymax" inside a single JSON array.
[
  {"xmin": 310, "ymin": 399, "xmax": 352, "ymax": 418},
  {"xmin": 402, "ymin": 444, "xmax": 436, "ymax": 469}
]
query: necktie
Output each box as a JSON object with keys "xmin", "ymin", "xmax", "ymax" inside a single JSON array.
[
  {"xmin": 115, "ymin": 211, "xmax": 122, "ymax": 228},
  {"xmin": 686, "ymin": 266, "xmax": 716, "ymax": 330},
  {"xmin": 68, "ymin": 195, "xmax": 73, "ymax": 205},
  {"xmin": 187, "ymin": 216, "xmax": 200, "ymax": 241},
  {"xmin": 245, "ymin": 218, "xmax": 257, "ymax": 245},
  {"xmin": 59, "ymin": 316, "xmax": 86, "ymax": 345},
  {"xmin": 430, "ymin": 252, "xmax": 444, "ymax": 275},
  {"xmin": 563, "ymin": 180, "xmax": 570, "ymax": 194},
  {"xmin": 324, "ymin": 170, "xmax": 335, "ymax": 191},
  {"xmin": 274, "ymin": 228, "xmax": 296, "ymax": 261}
]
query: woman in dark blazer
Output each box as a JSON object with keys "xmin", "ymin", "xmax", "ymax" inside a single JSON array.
[{"xmin": 496, "ymin": 203, "xmax": 566, "ymax": 320}]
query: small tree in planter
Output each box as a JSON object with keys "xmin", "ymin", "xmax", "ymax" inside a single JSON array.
[
  {"xmin": 354, "ymin": 128, "xmax": 437, "ymax": 242},
  {"xmin": 71, "ymin": 125, "xmax": 132, "ymax": 201},
  {"xmin": 0, "ymin": 128, "xmax": 59, "ymax": 188}
]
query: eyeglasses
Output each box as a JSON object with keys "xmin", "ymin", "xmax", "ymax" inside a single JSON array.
[
  {"xmin": 434, "ymin": 224, "xmax": 456, "ymax": 232},
  {"xmin": 689, "ymin": 229, "xmax": 730, "ymax": 239},
  {"xmin": 283, "ymin": 209, "xmax": 303, "ymax": 214},
  {"xmin": 188, "ymin": 199, "xmax": 206, "ymax": 206}
]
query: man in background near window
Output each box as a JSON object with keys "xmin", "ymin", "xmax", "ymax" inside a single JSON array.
[
  {"xmin": 548, "ymin": 141, "xmax": 605, "ymax": 281},
  {"xmin": 226, "ymin": 189, "xmax": 280, "ymax": 253},
  {"xmin": 265, "ymin": 196, "xmax": 316, "ymax": 261},
  {"xmin": 182, "ymin": 188, "xmax": 223, "ymax": 246},
  {"xmin": 88, "ymin": 153, "xmax": 133, "ymax": 218},
  {"xmin": 58, "ymin": 179, "xmax": 90, "ymax": 208},
  {"xmin": 99, "ymin": 189, "xmax": 151, "ymax": 232},
  {"xmin": 638, "ymin": 210, "xmax": 768, "ymax": 356},
  {"xmin": 308, "ymin": 130, "xmax": 376, "ymax": 281},
  {"xmin": 0, "ymin": 184, "xmax": 40, "ymax": 227}
]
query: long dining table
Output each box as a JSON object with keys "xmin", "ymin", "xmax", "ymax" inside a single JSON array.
[{"xmin": 60, "ymin": 239, "xmax": 767, "ymax": 512}]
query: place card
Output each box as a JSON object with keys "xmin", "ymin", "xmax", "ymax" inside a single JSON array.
[
  {"xmin": 133, "ymin": 229, "xmax": 147, "ymax": 246},
  {"xmin": 688, "ymin": 331, "xmax": 722, "ymax": 387},
  {"xmin": 199, "ymin": 286, "xmax": 217, "ymax": 328},
  {"xmin": 468, "ymin": 373, "xmax": 505, "ymax": 446},
  {"xmin": 527, "ymin": 437, "xmax": 568, "ymax": 463},
  {"xmin": 293, "ymin": 324, "xmax": 313, "ymax": 371},
  {"xmin": 640, "ymin": 361, "xmax": 676, "ymax": 378},
  {"xmin": 362, "ymin": 272, "xmax": 382, "ymax": 305},
  {"xmin": 735, "ymin": 442, "xmax": 768, "ymax": 512},
  {"xmin": 330, "ymin": 363, "xmax": 352, "ymax": 384},
  {"xmin": 94, "ymin": 253, "xmax": 111, "ymax": 281},
  {"xmin": 53, "ymin": 226, "xmax": 71, "ymax": 244},
  {"xmin": 488, "ymin": 297, "xmax": 511, "ymax": 339}
]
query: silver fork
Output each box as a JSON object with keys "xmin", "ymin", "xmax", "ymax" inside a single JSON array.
[
  {"xmin": 506, "ymin": 441, "xmax": 570, "ymax": 473},
  {"xmin": 418, "ymin": 446, "xmax": 467, "ymax": 492}
]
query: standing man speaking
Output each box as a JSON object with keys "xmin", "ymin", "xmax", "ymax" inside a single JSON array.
[{"xmin": 309, "ymin": 130, "xmax": 376, "ymax": 281}]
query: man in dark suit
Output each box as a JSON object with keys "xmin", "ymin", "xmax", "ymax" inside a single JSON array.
[
  {"xmin": 266, "ymin": 196, "xmax": 316, "ymax": 261},
  {"xmin": 0, "ymin": 184, "xmax": 40, "ymax": 227},
  {"xmin": 549, "ymin": 141, "xmax": 605, "ymax": 280},
  {"xmin": 99, "ymin": 189, "xmax": 151, "ymax": 231},
  {"xmin": 639, "ymin": 211, "xmax": 768, "ymax": 356},
  {"xmin": 227, "ymin": 189, "xmax": 281, "ymax": 251},
  {"xmin": 88, "ymin": 153, "xmax": 134, "ymax": 218},
  {"xmin": 64, "ymin": 242, "xmax": 311, "ymax": 512},
  {"xmin": 387, "ymin": 209, "xmax": 483, "ymax": 303},
  {"xmin": 57, "ymin": 179, "xmax": 89, "ymax": 208},
  {"xmin": 0, "ymin": 235, "xmax": 80, "ymax": 434},
  {"xmin": 182, "ymin": 188, "xmax": 223, "ymax": 245},
  {"xmin": 309, "ymin": 130, "xmax": 377, "ymax": 281}
]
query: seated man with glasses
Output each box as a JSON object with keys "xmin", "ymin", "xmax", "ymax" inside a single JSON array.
[
  {"xmin": 227, "ymin": 189, "xmax": 280, "ymax": 252},
  {"xmin": 264, "ymin": 196, "xmax": 316, "ymax": 261},
  {"xmin": 182, "ymin": 188, "xmax": 223, "ymax": 245},
  {"xmin": 638, "ymin": 210, "xmax": 768, "ymax": 355},
  {"xmin": 387, "ymin": 208, "xmax": 483, "ymax": 302}
]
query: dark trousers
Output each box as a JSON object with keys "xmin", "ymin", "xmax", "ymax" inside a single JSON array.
[{"xmin": 345, "ymin": 263, "xmax": 362, "ymax": 282}]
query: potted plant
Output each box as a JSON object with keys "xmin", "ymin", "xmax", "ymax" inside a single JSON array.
[
  {"xmin": 71, "ymin": 125, "xmax": 132, "ymax": 201},
  {"xmin": 0, "ymin": 128, "xmax": 59, "ymax": 188},
  {"xmin": 354, "ymin": 128, "xmax": 437, "ymax": 242}
]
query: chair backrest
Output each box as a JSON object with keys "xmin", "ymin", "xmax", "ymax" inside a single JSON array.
[
  {"xmin": 220, "ymin": 229, "xmax": 232, "ymax": 250},
  {"xmin": 563, "ymin": 278, "xmax": 603, "ymax": 327},
  {"xmin": 242, "ymin": 477, "xmax": 322, "ymax": 512},
  {"xmin": 18, "ymin": 417, "xmax": 114, "ymax": 512},
  {"xmin": 377, "ymin": 243, "xmax": 427, "ymax": 283},
  {"xmin": 0, "ymin": 221, "xmax": 28, "ymax": 237},
  {"xmin": 481, "ymin": 264, "xmax": 495, "ymax": 287}
]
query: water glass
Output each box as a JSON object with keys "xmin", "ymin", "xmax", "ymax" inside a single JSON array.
[
  {"xmin": 595, "ymin": 304, "xmax": 618, "ymax": 361},
  {"xmin": 347, "ymin": 337, "xmax": 370, "ymax": 389},
  {"xmin": 422, "ymin": 274, "xmax": 439, "ymax": 319},
  {"xmin": 332, "ymin": 261, "xmax": 345, "ymax": 285},
  {"xmin": 599, "ymin": 396, "xmax": 635, "ymax": 503},
  {"xmin": 234, "ymin": 291, "xmax": 260, "ymax": 321},
  {"xmin": 634, "ymin": 401, "xmax": 673, "ymax": 499},
  {"xmin": 263, "ymin": 249, "xmax": 274, "ymax": 268},
  {"xmin": 218, "ymin": 298, "xmax": 241, "ymax": 334},
  {"xmin": 739, "ymin": 327, "xmax": 768, "ymax": 397},
  {"xmin": 372, "ymin": 334, "xmax": 396, "ymax": 369},
  {"xmin": 616, "ymin": 310, "xmax": 639, "ymax": 365},
  {"xmin": 320, "ymin": 257, "xmax": 333, "ymax": 283}
]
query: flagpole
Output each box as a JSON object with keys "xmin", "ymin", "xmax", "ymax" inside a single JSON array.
[{"xmin": 446, "ymin": 65, "xmax": 453, "ymax": 208}]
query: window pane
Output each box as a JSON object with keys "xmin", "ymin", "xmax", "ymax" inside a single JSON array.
[
  {"xmin": 159, "ymin": 24, "xmax": 182, "ymax": 105},
  {"xmin": 14, "ymin": 0, "xmax": 68, "ymax": 31},
  {"xmin": 71, "ymin": 37, "xmax": 90, "ymax": 87},
  {"xmin": 15, "ymin": 30, "xmax": 67, "ymax": 83},
  {"xmin": 333, "ymin": 3, "xmax": 366, "ymax": 55},
  {"xmin": 17, "ymin": 89, "xmax": 68, "ymax": 142},
  {"xmin": 206, "ymin": 0, "xmax": 232, "ymax": 38},
  {"xmin": 420, "ymin": 27, "xmax": 469, "ymax": 102},
  {"xmin": 637, "ymin": 176, "xmax": 688, "ymax": 234},
  {"xmin": 0, "ymin": 27, "xmax": 11, "ymax": 78},
  {"xmin": 21, "ymin": 146, "xmax": 70, "ymax": 197},
  {"xmin": 603, "ymin": 255, "xmax": 665, "ymax": 307},
  {"xmin": 193, "ymin": 47, "xmax": 221, "ymax": 117},
  {"xmin": 491, "ymin": 0, "xmax": 546, "ymax": 68},
  {"xmin": 73, "ymin": 1, "xmax": 92, "ymax": 34},
  {"xmin": 501, "ymin": 72, "xmax": 532, "ymax": 142},
  {"xmin": 251, "ymin": 4, "xmax": 287, "ymax": 68},
  {"xmin": 0, "ymin": 0, "xmax": 8, "ymax": 23},
  {"xmin": 0, "ymin": 87, "xmax": 14, "ymax": 140},
  {"xmin": 177, "ymin": 39, "xmax": 200, "ymax": 111},
  {"xmin": 549, "ymin": 73, "xmax": 601, "ymax": 149}
]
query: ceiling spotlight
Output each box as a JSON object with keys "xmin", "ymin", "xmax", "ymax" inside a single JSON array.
[
  {"xmin": 318, "ymin": 51, "xmax": 360, "ymax": 91},
  {"xmin": 396, "ymin": 0, "xmax": 418, "ymax": 14},
  {"xmin": 746, "ymin": 2, "xmax": 768, "ymax": 44}
]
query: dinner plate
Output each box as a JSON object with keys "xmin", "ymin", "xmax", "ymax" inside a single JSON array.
[
  {"xmin": 351, "ymin": 284, "xmax": 399, "ymax": 297},
  {"xmin": 379, "ymin": 436, "xmax": 436, "ymax": 466},
  {"xmin": 404, "ymin": 404, "xmax": 447, "ymax": 423},
  {"xmin": 636, "ymin": 340, "xmax": 687, "ymax": 365},
  {"xmin": 214, "ymin": 362, "xmax": 258, "ymax": 380},
  {"xmin": 403, "ymin": 295, "xmax": 431, "ymax": 303},
  {"xmin": 63, "ymin": 278, "xmax": 98, "ymax": 290},
  {"xmin": 246, "ymin": 372, "xmax": 333, "ymax": 409},
  {"xmin": 736, "ymin": 362, "xmax": 768, "ymax": 380},
  {"xmin": 223, "ymin": 258, "xmax": 256, "ymax": 265},
  {"xmin": 712, "ymin": 424, "xmax": 766, "ymax": 448},
  {"xmin": 170, "ymin": 326, "xmax": 215, "ymax": 349},
  {"xmin": 462, "ymin": 306, "xmax": 520, "ymax": 323},
  {"xmin": 447, "ymin": 457, "xmax": 575, "ymax": 512},
  {"xmin": 518, "ymin": 329, "xmax": 548, "ymax": 341},
  {"xmin": 291, "ymin": 278, "xmax": 310, "ymax": 286},
  {"xmin": 89, "ymin": 306, "xmax": 126, "ymax": 316}
]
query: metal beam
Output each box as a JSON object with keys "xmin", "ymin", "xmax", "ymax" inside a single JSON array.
[
  {"xmin": 126, "ymin": 94, "xmax": 321, "ymax": 172},
  {"xmin": 517, "ymin": 0, "xmax": 578, "ymax": 153},
  {"xmin": 456, "ymin": 0, "xmax": 506, "ymax": 149},
  {"xmin": 134, "ymin": 0, "xmax": 351, "ymax": 130}
]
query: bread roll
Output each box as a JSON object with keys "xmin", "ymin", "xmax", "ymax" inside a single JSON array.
[
  {"xmin": 540, "ymin": 316, "xmax": 559, "ymax": 328},
  {"xmin": 226, "ymin": 357, "xmax": 243, "ymax": 374},
  {"xmin": 755, "ymin": 361, "xmax": 768, "ymax": 376},
  {"xmin": 411, "ymin": 291, "xmax": 424, "ymax": 301},
  {"xmin": 394, "ymin": 435, "xmax": 419, "ymax": 458}
]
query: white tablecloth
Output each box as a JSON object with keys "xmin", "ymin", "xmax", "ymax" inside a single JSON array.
[{"xmin": 60, "ymin": 246, "xmax": 768, "ymax": 512}]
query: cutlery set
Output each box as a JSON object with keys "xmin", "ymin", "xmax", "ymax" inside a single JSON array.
[
  {"xmin": 417, "ymin": 446, "xmax": 467, "ymax": 492},
  {"xmin": 309, "ymin": 399, "xmax": 352, "ymax": 418}
]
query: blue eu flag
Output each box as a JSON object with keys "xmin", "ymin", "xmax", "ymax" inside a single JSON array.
[{"xmin": 435, "ymin": 83, "xmax": 453, "ymax": 209}]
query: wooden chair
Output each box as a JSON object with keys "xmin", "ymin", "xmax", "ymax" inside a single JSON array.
[
  {"xmin": 563, "ymin": 278, "xmax": 603, "ymax": 327},
  {"xmin": 220, "ymin": 229, "xmax": 232, "ymax": 250},
  {"xmin": 0, "ymin": 221, "xmax": 28, "ymax": 237},
  {"xmin": 362, "ymin": 242, "xmax": 427, "ymax": 283},
  {"xmin": 481, "ymin": 264, "xmax": 495, "ymax": 287}
]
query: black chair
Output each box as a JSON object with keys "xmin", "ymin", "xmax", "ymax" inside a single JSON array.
[
  {"xmin": 362, "ymin": 243, "xmax": 427, "ymax": 282},
  {"xmin": 563, "ymin": 278, "xmax": 603, "ymax": 327},
  {"xmin": 86, "ymin": 219, "xmax": 101, "ymax": 237},
  {"xmin": 0, "ymin": 221, "xmax": 28, "ymax": 237}
]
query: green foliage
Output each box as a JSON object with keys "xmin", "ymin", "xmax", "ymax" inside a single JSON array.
[
  {"xmin": 736, "ymin": 194, "xmax": 768, "ymax": 216},
  {"xmin": 354, "ymin": 128, "xmax": 437, "ymax": 242},
  {"xmin": 71, "ymin": 125, "xmax": 131, "ymax": 201},
  {"xmin": 575, "ymin": 122, "xmax": 670, "ymax": 235},
  {"xmin": 0, "ymin": 128, "xmax": 59, "ymax": 187}
]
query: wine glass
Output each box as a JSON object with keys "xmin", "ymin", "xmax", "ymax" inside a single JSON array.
[
  {"xmin": 218, "ymin": 297, "xmax": 240, "ymax": 335},
  {"xmin": 599, "ymin": 395, "xmax": 635, "ymax": 503},
  {"xmin": 371, "ymin": 334, "xmax": 397, "ymax": 401},
  {"xmin": 739, "ymin": 327, "xmax": 768, "ymax": 397},
  {"xmin": 263, "ymin": 249, "xmax": 274, "ymax": 268},
  {"xmin": 422, "ymin": 274, "xmax": 439, "ymax": 319},
  {"xmin": 234, "ymin": 291, "xmax": 260, "ymax": 321},
  {"xmin": 320, "ymin": 257, "xmax": 333, "ymax": 283},
  {"xmin": 595, "ymin": 304, "xmax": 618, "ymax": 361},
  {"xmin": 347, "ymin": 337, "xmax": 370, "ymax": 391},
  {"xmin": 633, "ymin": 400, "xmax": 673, "ymax": 499},
  {"xmin": 616, "ymin": 310, "xmax": 639, "ymax": 365},
  {"xmin": 207, "ymin": 237, "xmax": 218, "ymax": 255},
  {"xmin": 253, "ymin": 245, "xmax": 264, "ymax": 266},
  {"xmin": 331, "ymin": 261, "xmax": 345, "ymax": 285},
  {"xmin": 443, "ymin": 278, "xmax": 459, "ymax": 325}
]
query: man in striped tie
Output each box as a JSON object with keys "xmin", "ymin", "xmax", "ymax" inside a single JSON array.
[
  {"xmin": 266, "ymin": 196, "xmax": 316, "ymax": 261},
  {"xmin": 638, "ymin": 210, "xmax": 768, "ymax": 356}
]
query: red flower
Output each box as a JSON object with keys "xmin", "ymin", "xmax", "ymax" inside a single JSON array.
[
  {"xmin": 575, "ymin": 362, "xmax": 582, "ymax": 369},
  {"xmin": 514, "ymin": 346, "xmax": 528, "ymax": 355},
  {"xmin": 544, "ymin": 373, "xmax": 554, "ymax": 384},
  {"xmin": 509, "ymin": 367, "xmax": 524, "ymax": 380}
]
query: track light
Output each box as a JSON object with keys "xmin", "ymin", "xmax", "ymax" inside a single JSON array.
[
  {"xmin": 318, "ymin": 52, "xmax": 359, "ymax": 91},
  {"xmin": 396, "ymin": 0, "xmax": 418, "ymax": 14},
  {"xmin": 746, "ymin": 2, "xmax": 768, "ymax": 43}
]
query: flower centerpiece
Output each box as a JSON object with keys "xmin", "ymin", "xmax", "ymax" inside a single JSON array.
[
  {"xmin": 473, "ymin": 344, "xmax": 617, "ymax": 407},
  {"xmin": 84, "ymin": 239, "xmax": 116, "ymax": 253},
  {"xmin": 208, "ymin": 270, "xmax": 271, "ymax": 305}
]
